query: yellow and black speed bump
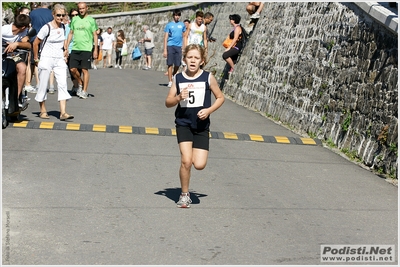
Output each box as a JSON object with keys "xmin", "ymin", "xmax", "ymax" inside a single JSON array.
[{"xmin": 11, "ymin": 121, "xmax": 322, "ymax": 146}]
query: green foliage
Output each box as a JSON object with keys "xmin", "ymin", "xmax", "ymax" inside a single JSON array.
[
  {"xmin": 389, "ymin": 143, "xmax": 397, "ymax": 155},
  {"xmin": 341, "ymin": 110, "xmax": 351, "ymax": 132},
  {"xmin": 2, "ymin": 2, "xmax": 27, "ymax": 14},
  {"xmin": 326, "ymin": 137, "xmax": 336, "ymax": 148},
  {"xmin": 327, "ymin": 40, "xmax": 335, "ymax": 51},
  {"xmin": 341, "ymin": 148, "xmax": 360, "ymax": 162},
  {"xmin": 320, "ymin": 83, "xmax": 328, "ymax": 90},
  {"xmin": 149, "ymin": 2, "xmax": 178, "ymax": 9},
  {"xmin": 308, "ymin": 131, "xmax": 316, "ymax": 139}
]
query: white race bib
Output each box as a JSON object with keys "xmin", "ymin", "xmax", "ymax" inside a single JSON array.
[{"xmin": 179, "ymin": 82, "xmax": 206, "ymax": 108}]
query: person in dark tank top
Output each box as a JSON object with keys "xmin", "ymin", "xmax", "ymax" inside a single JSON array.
[{"xmin": 165, "ymin": 44, "xmax": 225, "ymax": 208}]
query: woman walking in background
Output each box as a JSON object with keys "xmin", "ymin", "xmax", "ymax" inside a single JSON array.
[
  {"xmin": 115, "ymin": 29, "xmax": 126, "ymax": 69},
  {"xmin": 92, "ymin": 28, "xmax": 103, "ymax": 69},
  {"xmin": 32, "ymin": 4, "xmax": 73, "ymax": 120}
]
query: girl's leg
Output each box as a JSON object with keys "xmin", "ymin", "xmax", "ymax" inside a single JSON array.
[
  {"xmin": 178, "ymin": 141, "xmax": 194, "ymax": 193},
  {"xmin": 192, "ymin": 148, "xmax": 209, "ymax": 170}
]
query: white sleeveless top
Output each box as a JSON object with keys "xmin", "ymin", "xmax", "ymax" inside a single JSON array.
[{"xmin": 187, "ymin": 22, "xmax": 206, "ymax": 46}]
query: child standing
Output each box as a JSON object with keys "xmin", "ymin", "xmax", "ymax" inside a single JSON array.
[{"xmin": 165, "ymin": 44, "xmax": 225, "ymax": 208}]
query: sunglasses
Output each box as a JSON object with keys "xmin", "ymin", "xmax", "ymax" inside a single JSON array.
[
  {"xmin": 55, "ymin": 14, "xmax": 66, "ymax": 17},
  {"xmin": 71, "ymin": 14, "xmax": 78, "ymax": 17}
]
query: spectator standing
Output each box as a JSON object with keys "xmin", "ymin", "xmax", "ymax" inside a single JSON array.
[
  {"xmin": 25, "ymin": 2, "xmax": 53, "ymax": 94},
  {"xmin": 92, "ymin": 28, "xmax": 103, "ymax": 69},
  {"xmin": 163, "ymin": 9, "xmax": 186, "ymax": 88},
  {"xmin": 65, "ymin": 8, "xmax": 82, "ymax": 93},
  {"xmin": 17, "ymin": 6, "xmax": 30, "ymax": 16},
  {"xmin": 222, "ymin": 14, "xmax": 243, "ymax": 75},
  {"xmin": 139, "ymin": 25, "xmax": 155, "ymax": 70},
  {"xmin": 101, "ymin": 27, "xmax": 115, "ymax": 68},
  {"xmin": 203, "ymin": 12, "xmax": 215, "ymax": 42},
  {"xmin": 165, "ymin": 44, "xmax": 225, "ymax": 208},
  {"xmin": 32, "ymin": 4, "xmax": 73, "ymax": 121},
  {"xmin": 114, "ymin": 30, "xmax": 126, "ymax": 69},
  {"xmin": 184, "ymin": 11, "xmax": 207, "ymax": 49},
  {"xmin": 2, "ymin": 14, "xmax": 31, "ymax": 104},
  {"xmin": 66, "ymin": 2, "xmax": 98, "ymax": 99}
]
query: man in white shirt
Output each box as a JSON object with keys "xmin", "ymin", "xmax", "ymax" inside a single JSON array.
[
  {"xmin": 2, "ymin": 14, "xmax": 31, "ymax": 99},
  {"xmin": 101, "ymin": 27, "xmax": 115, "ymax": 68},
  {"xmin": 139, "ymin": 25, "xmax": 155, "ymax": 70}
]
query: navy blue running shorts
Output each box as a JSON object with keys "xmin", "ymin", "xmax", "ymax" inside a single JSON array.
[
  {"xmin": 166, "ymin": 46, "xmax": 182, "ymax": 67},
  {"xmin": 176, "ymin": 125, "xmax": 209, "ymax": 151}
]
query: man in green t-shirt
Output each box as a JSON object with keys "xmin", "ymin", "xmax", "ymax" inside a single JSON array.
[{"xmin": 66, "ymin": 2, "xmax": 98, "ymax": 99}]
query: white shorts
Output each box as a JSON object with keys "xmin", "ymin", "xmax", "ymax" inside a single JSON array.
[{"xmin": 103, "ymin": 49, "xmax": 112, "ymax": 56}]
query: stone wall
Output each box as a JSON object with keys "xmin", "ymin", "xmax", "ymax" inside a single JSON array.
[
  {"xmin": 93, "ymin": 2, "xmax": 397, "ymax": 178},
  {"xmin": 224, "ymin": 2, "xmax": 398, "ymax": 178}
]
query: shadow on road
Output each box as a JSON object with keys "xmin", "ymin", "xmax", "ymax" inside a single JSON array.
[{"xmin": 154, "ymin": 187, "xmax": 208, "ymax": 204}]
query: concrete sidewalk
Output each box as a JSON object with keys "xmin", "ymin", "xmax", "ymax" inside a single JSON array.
[{"xmin": 2, "ymin": 68, "xmax": 398, "ymax": 265}]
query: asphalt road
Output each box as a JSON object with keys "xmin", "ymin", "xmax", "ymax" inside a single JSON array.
[{"xmin": 2, "ymin": 67, "xmax": 398, "ymax": 265}]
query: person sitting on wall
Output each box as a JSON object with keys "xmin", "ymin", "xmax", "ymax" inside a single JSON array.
[{"xmin": 246, "ymin": 2, "xmax": 264, "ymax": 19}]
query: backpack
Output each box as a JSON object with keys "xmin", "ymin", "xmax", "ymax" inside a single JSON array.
[
  {"xmin": 38, "ymin": 23, "xmax": 66, "ymax": 58},
  {"xmin": 239, "ymin": 25, "xmax": 250, "ymax": 48}
]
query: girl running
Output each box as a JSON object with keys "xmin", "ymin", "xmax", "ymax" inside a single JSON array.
[{"xmin": 165, "ymin": 44, "xmax": 225, "ymax": 208}]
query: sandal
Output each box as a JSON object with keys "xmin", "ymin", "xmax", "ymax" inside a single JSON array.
[
  {"xmin": 60, "ymin": 113, "xmax": 74, "ymax": 121},
  {"xmin": 39, "ymin": 112, "xmax": 49, "ymax": 119}
]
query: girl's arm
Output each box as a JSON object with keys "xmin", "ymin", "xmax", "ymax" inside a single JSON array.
[
  {"xmin": 166, "ymin": 80, "xmax": 189, "ymax": 108},
  {"xmin": 197, "ymin": 74, "xmax": 224, "ymax": 120}
]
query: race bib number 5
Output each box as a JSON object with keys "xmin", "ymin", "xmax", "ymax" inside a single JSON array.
[{"xmin": 179, "ymin": 82, "xmax": 206, "ymax": 108}]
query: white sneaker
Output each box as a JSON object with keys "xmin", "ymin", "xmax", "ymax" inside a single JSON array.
[
  {"xmin": 114, "ymin": 65, "xmax": 118, "ymax": 68},
  {"xmin": 167, "ymin": 81, "xmax": 173, "ymax": 88},
  {"xmin": 93, "ymin": 65, "xmax": 97, "ymax": 70},
  {"xmin": 250, "ymin": 12, "xmax": 260, "ymax": 19},
  {"xmin": 48, "ymin": 87, "xmax": 55, "ymax": 94},
  {"xmin": 76, "ymin": 84, "xmax": 83, "ymax": 97},
  {"xmin": 118, "ymin": 65, "xmax": 122, "ymax": 69},
  {"xmin": 24, "ymin": 85, "xmax": 35, "ymax": 92}
]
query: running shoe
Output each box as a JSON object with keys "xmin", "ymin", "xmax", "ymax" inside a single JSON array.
[
  {"xmin": 48, "ymin": 87, "xmax": 55, "ymax": 94},
  {"xmin": 79, "ymin": 91, "xmax": 88, "ymax": 99},
  {"xmin": 167, "ymin": 81, "xmax": 173, "ymax": 88},
  {"xmin": 177, "ymin": 192, "xmax": 192, "ymax": 208},
  {"xmin": 76, "ymin": 84, "xmax": 83, "ymax": 97},
  {"xmin": 250, "ymin": 12, "xmax": 260, "ymax": 19},
  {"xmin": 228, "ymin": 68, "xmax": 234, "ymax": 74}
]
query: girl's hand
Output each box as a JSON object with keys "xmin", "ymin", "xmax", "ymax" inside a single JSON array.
[
  {"xmin": 179, "ymin": 88, "xmax": 188, "ymax": 101},
  {"xmin": 197, "ymin": 108, "xmax": 210, "ymax": 120}
]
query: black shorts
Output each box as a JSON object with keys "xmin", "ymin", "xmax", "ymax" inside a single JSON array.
[
  {"xmin": 176, "ymin": 125, "xmax": 209, "ymax": 151},
  {"xmin": 69, "ymin": 50, "xmax": 92, "ymax": 69}
]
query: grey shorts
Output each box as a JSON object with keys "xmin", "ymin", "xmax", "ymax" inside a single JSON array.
[{"xmin": 145, "ymin": 47, "xmax": 154, "ymax": 55}]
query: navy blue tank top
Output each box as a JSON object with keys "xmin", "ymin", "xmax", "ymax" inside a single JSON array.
[{"xmin": 174, "ymin": 70, "xmax": 212, "ymax": 130}]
